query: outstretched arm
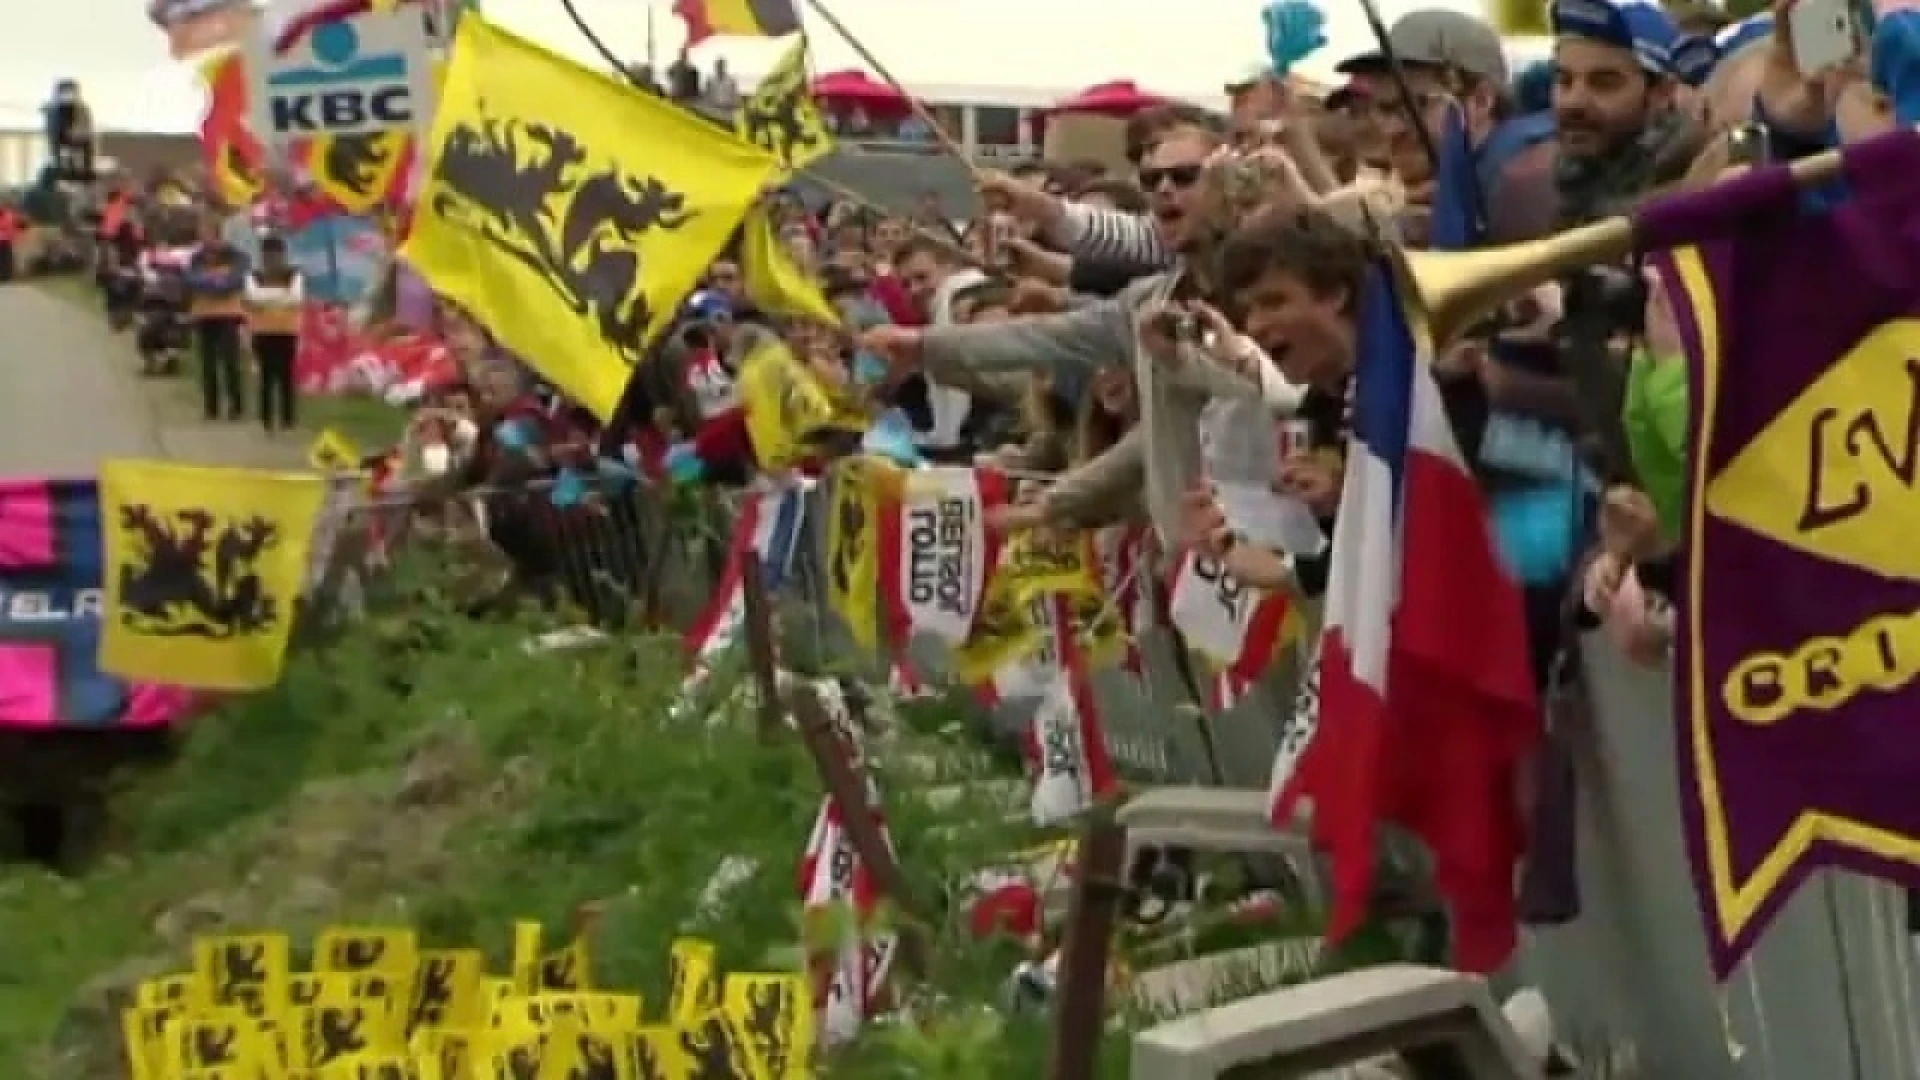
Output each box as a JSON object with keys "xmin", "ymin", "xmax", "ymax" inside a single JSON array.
[{"xmin": 920, "ymin": 292, "xmax": 1132, "ymax": 386}]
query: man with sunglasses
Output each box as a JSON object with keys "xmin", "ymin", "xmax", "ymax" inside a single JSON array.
[
  {"xmin": 970, "ymin": 107, "xmax": 1226, "ymax": 286},
  {"xmin": 862, "ymin": 123, "xmax": 1301, "ymax": 548}
]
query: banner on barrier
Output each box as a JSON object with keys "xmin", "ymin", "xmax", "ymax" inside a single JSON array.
[
  {"xmin": 1657, "ymin": 132, "xmax": 1920, "ymax": 978},
  {"xmin": 0, "ymin": 478, "xmax": 196, "ymax": 730}
]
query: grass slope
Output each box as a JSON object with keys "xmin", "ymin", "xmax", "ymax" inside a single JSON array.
[
  {"xmin": 0, "ymin": 560, "xmax": 1084, "ymax": 1079},
  {"xmin": 1, "ymin": 277, "xmax": 1375, "ymax": 1077}
]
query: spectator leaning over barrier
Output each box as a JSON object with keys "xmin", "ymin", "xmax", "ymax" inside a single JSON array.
[
  {"xmin": 428, "ymin": 355, "xmax": 577, "ymax": 615},
  {"xmin": 1172, "ymin": 205, "xmax": 1386, "ymax": 588},
  {"xmin": 655, "ymin": 291, "xmax": 791, "ymax": 487},
  {"xmin": 887, "ymin": 233, "xmax": 988, "ymax": 461},
  {"xmin": 861, "ymin": 122, "xmax": 1315, "ymax": 544}
]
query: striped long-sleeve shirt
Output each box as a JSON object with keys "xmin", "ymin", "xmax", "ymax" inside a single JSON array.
[
  {"xmin": 1047, "ymin": 183, "xmax": 1401, "ymax": 281},
  {"xmin": 1048, "ymin": 203, "xmax": 1174, "ymax": 279}
]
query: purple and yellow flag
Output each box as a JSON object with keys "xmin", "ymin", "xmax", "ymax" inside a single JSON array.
[{"xmin": 1644, "ymin": 131, "xmax": 1920, "ymax": 977}]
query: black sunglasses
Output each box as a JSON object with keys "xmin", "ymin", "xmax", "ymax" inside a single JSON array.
[{"xmin": 1139, "ymin": 163, "xmax": 1204, "ymax": 190}]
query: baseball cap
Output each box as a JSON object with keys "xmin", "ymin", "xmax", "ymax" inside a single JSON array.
[
  {"xmin": 1549, "ymin": 0, "xmax": 1681, "ymax": 75},
  {"xmin": 1715, "ymin": 12, "xmax": 1775, "ymax": 59},
  {"xmin": 683, "ymin": 289, "xmax": 733, "ymax": 322},
  {"xmin": 1666, "ymin": 13, "xmax": 1773, "ymax": 89},
  {"xmin": 1669, "ymin": 34, "xmax": 1718, "ymax": 86},
  {"xmin": 1335, "ymin": 9, "xmax": 1510, "ymax": 85},
  {"xmin": 1874, "ymin": 10, "xmax": 1920, "ymax": 127}
]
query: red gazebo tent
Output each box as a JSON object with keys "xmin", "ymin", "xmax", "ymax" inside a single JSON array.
[
  {"xmin": 810, "ymin": 69, "xmax": 912, "ymax": 117},
  {"xmin": 1046, "ymin": 80, "xmax": 1169, "ymax": 119},
  {"xmin": 1031, "ymin": 79, "xmax": 1170, "ymax": 142}
]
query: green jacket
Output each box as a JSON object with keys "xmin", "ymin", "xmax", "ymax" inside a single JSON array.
[{"xmin": 1622, "ymin": 351, "xmax": 1689, "ymax": 542}]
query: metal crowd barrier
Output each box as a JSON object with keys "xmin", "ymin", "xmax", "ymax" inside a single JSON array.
[
  {"xmin": 301, "ymin": 467, "xmax": 1307, "ymax": 789},
  {"xmin": 299, "ymin": 467, "xmax": 1920, "ymax": 1076}
]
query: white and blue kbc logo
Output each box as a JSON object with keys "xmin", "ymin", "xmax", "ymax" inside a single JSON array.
[{"xmin": 265, "ymin": 17, "xmax": 414, "ymax": 136}]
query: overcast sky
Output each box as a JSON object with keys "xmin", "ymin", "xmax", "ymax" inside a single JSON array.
[{"xmin": 6, "ymin": 0, "xmax": 1525, "ymax": 133}]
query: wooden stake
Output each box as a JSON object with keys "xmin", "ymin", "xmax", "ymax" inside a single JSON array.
[
  {"xmin": 1047, "ymin": 816, "xmax": 1128, "ymax": 1080},
  {"xmin": 788, "ymin": 685, "xmax": 931, "ymax": 981},
  {"xmin": 739, "ymin": 555, "xmax": 787, "ymax": 742},
  {"xmin": 570, "ymin": 900, "xmax": 606, "ymax": 939},
  {"xmin": 737, "ymin": 559, "xmax": 931, "ymax": 980}
]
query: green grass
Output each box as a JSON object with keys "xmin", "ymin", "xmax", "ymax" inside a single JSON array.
[
  {"xmin": 302, "ymin": 394, "xmax": 410, "ymax": 452},
  {"xmin": 4, "ymin": 273, "xmax": 1398, "ymax": 1077},
  {"xmin": 0, "ymin": 554, "xmax": 1093, "ymax": 1079},
  {"xmin": 0, "ymin": 557, "xmax": 1403, "ymax": 1079}
]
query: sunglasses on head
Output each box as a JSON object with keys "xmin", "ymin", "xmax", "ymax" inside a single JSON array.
[{"xmin": 1139, "ymin": 163, "xmax": 1204, "ymax": 190}]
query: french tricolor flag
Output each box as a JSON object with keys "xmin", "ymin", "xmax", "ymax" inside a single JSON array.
[{"xmin": 1268, "ymin": 263, "xmax": 1539, "ymax": 973}]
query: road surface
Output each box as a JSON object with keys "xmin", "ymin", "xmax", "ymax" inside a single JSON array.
[
  {"xmin": 0, "ymin": 284, "xmax": 163, "ymax": 477},
  {"xmin": 0, "ymin": 282, "xmax": 301, "ymax": 476}
]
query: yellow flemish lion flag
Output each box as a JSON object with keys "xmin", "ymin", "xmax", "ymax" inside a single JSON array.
[
  {"xmin": 735, "ymin": 37, "xmax": 833, "ymax": 173},
  {"xmin": 741, "ymin": 203, "xmax": 841, "ymax": 327},
  {"xmin": 826, "ymin": 456, "xmax": 894, "ymax": 650},
  {"xmin": 995, "ymin": 528, "xmax": 1099, "ymax": 609},
  {"xmin": 737, "ymin": 337, "xmax": 869, "ymax": 470},
  {"xmin": 99, "ymin": 461, "xmax": 325, "ymax": 691},
  {"xmin": 952, "ymin": 573, "xmax": 1048, "ymax": 687},
  {"xmin": 307, "ymin": 428, "xmax": 363, "ymax": 473},
  {"xmin": 403, "ymin": 15, "xmax": 780, "ymax": 422},
  {"xmin": 722, "ymin": 972, "xmax": 813, "ymax": 1079}
]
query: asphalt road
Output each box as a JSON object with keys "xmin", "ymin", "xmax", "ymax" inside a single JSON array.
[
  {"xmin": 0, "ymin": 282, "xmax": 305, "ymax": 475},
  {"xmin": 0, "ymin": 284, "xmax": 164, "ymax": 477}
]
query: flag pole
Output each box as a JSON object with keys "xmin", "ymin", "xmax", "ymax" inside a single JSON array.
[
  {"xmin": 645, "ymin": 0, "xmax": 658, "ymax": 73},
  {"xmin": 799, "ymin": 0, "xmax": 976, "ymax": 172},
  {"xmin": 582, "ymin": 0, "xmax": 988, "ymax": 270}
]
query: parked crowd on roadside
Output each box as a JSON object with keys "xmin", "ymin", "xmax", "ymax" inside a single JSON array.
[
  {"xmin": 423, "ymin": 0, "xmax": 1897, "ymax": 681},
  {"xmin": 56, "ymin": 0, "xmax": 1907, "ymax": 980},
  {"xmin": 407, "ymin": 0, "xmax": 1919, "ymax": 974},
  {"xmin": 69, "ymin": 0, "xmax": 1901, "ymax": 714}
]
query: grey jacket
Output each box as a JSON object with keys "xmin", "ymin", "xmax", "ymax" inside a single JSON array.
[{"xmin": 919, "ymin": 270, "xmax": 1296, "ymax": 544}]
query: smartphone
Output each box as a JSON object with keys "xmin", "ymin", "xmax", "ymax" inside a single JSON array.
[{"xmin": 1789, "ymin": 0, "xmax": 1865, "ymax": 78}]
